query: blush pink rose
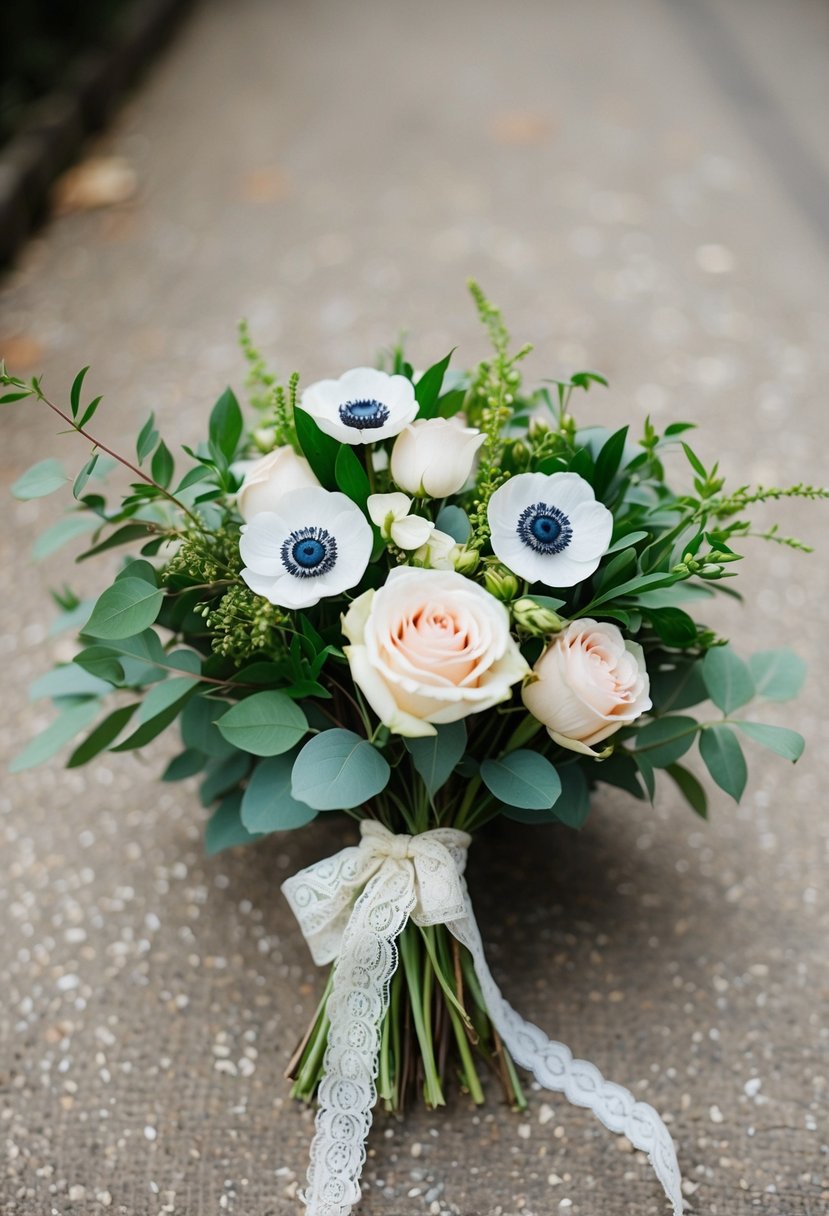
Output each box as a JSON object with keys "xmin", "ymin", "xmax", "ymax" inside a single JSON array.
[{"xmin": 522, "ymin": 618, "xmax": 651, "ymax": 751}]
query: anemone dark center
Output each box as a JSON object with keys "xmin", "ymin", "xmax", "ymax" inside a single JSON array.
[
  {"xmin": 516, "ymin": 502, "xmax": 572, "ymax": 555},
  {"xmin": 281, "ymin": 526, "xmax": 338, "ymax": 578},
  {"xmin": 338, "ymin": 398, "xmax": 390, "ymax": 430}
]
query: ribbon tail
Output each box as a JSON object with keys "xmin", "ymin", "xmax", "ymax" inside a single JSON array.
[
  {"xmin": 303, "ymin": 861, "xmax": 417, "ymax": 1216},
  {"xmin": 447, "ymin": 895, "xmax": 684, "ymax": 1216}
]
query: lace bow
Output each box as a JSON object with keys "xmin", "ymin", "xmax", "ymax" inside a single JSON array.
[{"xmin": 283, "ymin": 822, "xmax": 683, "ymax": 1216}]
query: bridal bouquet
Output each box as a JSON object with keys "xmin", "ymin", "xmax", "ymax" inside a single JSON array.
[{"xmin": 4, "ymin": 286, "xmax": 821, "ymax": 1215}]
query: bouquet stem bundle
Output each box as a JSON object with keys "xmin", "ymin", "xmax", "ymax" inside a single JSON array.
[{"xmin": 288, "ymin": 922, "xmax": 526, "ymax": 1112}]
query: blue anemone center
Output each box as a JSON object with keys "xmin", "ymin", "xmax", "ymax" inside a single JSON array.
[
  {"xmin": 281, "ymin": 527, "xmax": 337, "ymax": 578},
  {"xmin": 516, "ymin": 502, "xmax": 572, "ymax": 555},
  {"xmin": 338, "ymin": 397, "xmax": 390, "ymax": 430}
]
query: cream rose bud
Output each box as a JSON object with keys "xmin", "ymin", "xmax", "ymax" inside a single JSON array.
[
  {"xmin": 237, "ymin": 446, "xmax": 320, "ymax": 520},
  {"xmin": 523, "ymin": 619, "xmax": 651, "ymax": 751},
  {"xmin": 342, "ymin": 567, "xmax": 529, "ymax": 737},
  {"xmin": 391, "ymin": 418, "xmax": 486, "ymax": 498},
  {"xmin": 412, "ymin": 528, "xmax": 461, "ymax": 571}
]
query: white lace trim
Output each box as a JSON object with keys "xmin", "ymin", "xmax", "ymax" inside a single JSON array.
[{"xmin": 282, "ymin": 823, "xmax": 682, "ymax": 1216}]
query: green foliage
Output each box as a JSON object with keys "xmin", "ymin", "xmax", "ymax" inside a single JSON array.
[
  {"xmin": 241, "ymin": 755, "xmax": 317, "ymax": 832},
  {"xmin": 291, "ymin": 729, "xmax": 391, "ymax": 810},
  {"xmin": 414, "ymin": 351, "xmax": 454, "ymax": 420},
  {"xmin": 12, "ymin": 458, "xmax": 67, "ymax": 499},
  {"xmin": 735, "ymin": 721, "xmax": 805, "ymax": 763},
  {"xmin": 216, "ymin": 691, "xmax": 308, "ymax": 757},
  {"xmin": 748, "ymin": 649, "xmax": 807, "ymax": 701},
  {"xmin": 702, "ymin": 645, "xmax": 755, "ymax": 714},
  {"xmin": 405, "ymin": 723, "xmax": 467, "ymax": 797},
  {"xmin": 294, "ymin": 407, "xmax": 339, "ymax": 488},
  {"xmin": 699, "ymin": 724, "xmax": 747, "ymax": 801},
  {"xmin": 83, "ymin": 578, "xmax": 164, "ymax": 640},
  {"xmin": 480, "ymin": 750, "xmax": 561, "ymax": 811},
  {"xmin": 205, "ymin": 791, "xmax": 262, "ymax": 855}
]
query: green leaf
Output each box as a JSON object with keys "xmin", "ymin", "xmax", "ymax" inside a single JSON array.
[
  {"xmin": 415, "ymin": 350, "xmax": 454, "ymax": 420},
  {"xmin": 181, "ymin": 696, "xmax": 238, "ymax": 758},
  {"xmin": 480, "ymin": 750, "xmax": 561, "ymax": 810},
  {"xmin": 216, "ymin": 691, "xmax": 308, "ymax": 757},
  {"xmin": 110, "ymin": 677, "xmax": 199, "ymax": 751},
  {"xmin": 77, "ymin": 395, "xmax": 102, "ymax": 429},
  {"xmin": 72, "ymin": 453, "xmax": 98, "ymax": 500},
  {"xmin": 32, "ymin": 513, "xmax": 97, "ymax": 560},
  {"xmin": 174, "ymin": 465, "xmax": 213, "ymax": 494},
  {"xmin": 115, "ymin": 559, "xmax": 157, "ymax": 586},
  {"xmin": 29, "ymin": 664, "xmax": 111, "ymax": 701},
  {"xmin": 595, "ymin": 752, "xmax": 646, "ymax": 799},
  {"xmin": 209, "ymin": 388, "xmax": 243, "ymax": 462},
  {"xmin": 588, "ymin": 571, "xmax": 680, "ymax": 610},
  {"xmin": 83, "ymin": 578, "xmax": 164, "ymax": 640},
  {"xmin": 12, "ymin": 458, "xmax": 67, "ymax": 500},
  {"xmin": 199, "ymin": 750, "xmax": 251, "ymax": 806},
  {"xmin": 435, "ymin": 505, "xmax": 471, "ymax": 543},
  {"xmin": 69, "ymin": 366, "xmax": 89, "ymax": 418},
  {"xmin": 162, "ymin": 749, "xmax": 207, "ymax": 781},
  {"xmin": 603, "ymin": 529, "xmax": 649, "ymax": 555},
  {"xmin": 748, "ymin": 649, "xmax": 807, "ymax": 702},
  {"xmin": 735, "ymin": 721, "xmax": 805, "ymax": 763},
  {"xmin": 67, "ymin": 704, "xmax": 139, "ymax": 767},
  {"xmin": 10, "ymin": 702, "xmax": 98, "ymax": 772},
  {"xmin": 699, "ymin": 724, "xmax": 747, "ymax": 801},
  {"xmin": 78, "ymin": 523, "xmax": 157, "ymax": 561},
  {"xmin": 702, "ymin": 645, "xmax": 755, "ymax": 714},
  {"xmin": 291, "ymin": 729, "xmax": 390, "ymax": 810},
  {"xmin": 205, "ymin": 791, "xmax": 262, "ymax": 856},
  {"xmin": 294, "ymin": 407, "xmax": 339, "ymax": 488},
  {"xmin": 551, "ymin": 764, "xmax": 590, "ymax": 828},
  {"xmin": 646, "ymin": 606, "xmax": 698, "ymax": 648},
  {"xmin": 241, "ymin": 754, "xmax": 317, "ymax": 831},
  {"xmin": 635, "ymin": 716, "xmax": 698, "ymax": 766},
  {"xmin": 151, "ymin": 440, "xmax": 174, "ymax": 488},
  {"xmin": 72, "ymin": 648, "xmax": 126, "ymax": 685},
  {"xmin": 681, "ymin": 442, "xmax": 707, "ymax": 479},
  {"xmin": 136, "ymin": 412, "xmax": 158, "ymax": 464},
  {"xmin": 666, "ymin": 763, "xmax": 708, "ymax": 818},
  {"xmin": 405, "ymin": 722, "xmax": 467, "ymax": 797},
  {"xmin": 334, "ymin": 445, "xmax": 371, "ymax": 510},
  {"xmin": 592, "ymin": 425, "xmax": 629, "ymax": 498}
]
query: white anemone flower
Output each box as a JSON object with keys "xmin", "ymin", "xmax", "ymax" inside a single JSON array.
[
  {"xmin": 301, "ymin": 367, "xmax": 418, "ymax": 445},
  {"xmin": 487, "ymin": 472, "xmax": 612, "ymax": 588},
  {"xmin": 240, "ymin": 487, "xmax": 373, "ymax": 609}
]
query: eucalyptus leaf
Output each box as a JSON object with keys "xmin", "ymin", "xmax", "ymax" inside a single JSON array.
[
  {"xmin": 241, "ymin": 754, "xmax": 317, "ymax": 831},
  {"xmin": 481, "ymin": 750, "xmax": 561, "ymax": 810},
  {"xmin": 748, "ymin": 649, "xmax": 807, "ymax": 702},
  {"xmin": 666, "ymin": 763, "xmax": 708, "ymax": 818},
  {"xmin": 32, "ymin": 514, "xmax": 97, "ymax": 560},
  {"xmin": 12, "ymin": 458, "xmax": 67, "ymax": 500},
  {"xmin": 216, "ymin": 691, "xmax": 308, "ymax": 756},
  {"xmin": 634, "ymin": 716, "xmax": 698, "ymax": 767},
  {"xmin": 29, "ymin": 664, "xmax": 112, "ymax": 701},
  {"xmin": 291, "ymin": 729, "xmax": 390, "ymax": 810},
  {"xmin": 205, "ymin": 791, "xmax": 262, "ymax": 856},
  {"xmin": 199, "ymin": 750, "xmax": 252, "ymax": 806},
  {"xmin": 405, "ymin": 722, "xmax": 467, "ymax": 796},
  {"xmin": 181, "ymin": 696, "xmax": 238, "ymax": 758},
  {"xmin": 735, "ymin": 721, "xmax": 805, "ymax": 763},
  {"xmin": 10, "ymin": 702, "xmax": 98, "ymax": 772},
  {"xmin": 162, "ymin": 749, "xmax": 207, "ymax": 781},
  {"xmin": 83, "ymin": 578, "xmax": 164, "ymax": 640},
  {"xmin": 67, "ymin": 704, "xmax": 139, "ymax": 767},
  {"xmin": 551, "ymin": 764, "xmax": 590, "ymax": 828},
  {"xmin": 699, "ymin": 724, "xmax": 747, "ymax": 801},
  {"xmin": 702, "ymin": 645, "xmax": 755, "ymax": 714},
  {"xmin": 435, "ymin": 505, "xmax": 471, "ymax": 543}
]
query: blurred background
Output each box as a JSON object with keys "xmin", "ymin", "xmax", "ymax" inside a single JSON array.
[{"xmin": 1, "ymin": 2, "xmax": 828, "ymax": 1214}]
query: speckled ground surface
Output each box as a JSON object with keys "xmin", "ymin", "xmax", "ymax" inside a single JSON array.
[{"xmin": 1, "ymin": 1, "xmax": 828, "ymax": 1213}]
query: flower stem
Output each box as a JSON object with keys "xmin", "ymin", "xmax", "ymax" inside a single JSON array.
[{"xmin": 399, "ymin": 927, "xmax": 445, "ymax": 1108}]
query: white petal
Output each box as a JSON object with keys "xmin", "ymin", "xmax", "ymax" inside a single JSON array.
[
  {"xmin": 367, "ymin": 491, "xmax": 411, "ymax": 530},
  {"xmin": 566, "ymin": 500, "xmax": 613, "ymax": 560},
  {"xmin": 392, "ymin": 515, "xmax": 434, "ymax": 550},
  {"xmin": 238, "ymin": 513, "xmax": 288, "ymax": 576}
]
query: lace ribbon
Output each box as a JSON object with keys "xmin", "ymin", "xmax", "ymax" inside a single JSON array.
[{"xmin": 282, "ymin": 822, "xmax": 682, "ymax": 1216}]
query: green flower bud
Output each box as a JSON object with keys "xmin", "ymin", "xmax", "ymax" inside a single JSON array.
[
  {"xmin": 252, "ymin": 426, "xmax": 277, "ymax": 453},
  {"xmin": 512, "ymin": 596, "xmax": 565, "ymax": 636},
  {"xmin": 483, "ymin": 564, "xmax": 520, "ymax": 602},
  {"xmin": 454, "ymin": 547, "xmax": 480, "ymax": 577}
]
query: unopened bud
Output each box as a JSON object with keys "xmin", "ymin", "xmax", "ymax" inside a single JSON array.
[
  {"xmin": 453, "ymin": 547, "xmax": 480, "ymax": 577},
  {"xmin": 512, "ymin": 596, "xmax": 565, "ymax": 636},
  {"xmin": 483, "ymin": 564, "xmax": 520, "ymax": 602},
  {"xmin": 252, "ymin": 426, "xmax": 277, "ymax": 453}
]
